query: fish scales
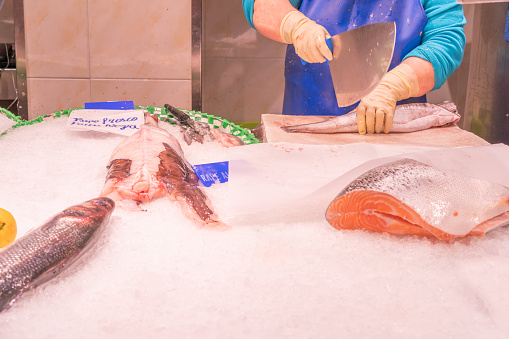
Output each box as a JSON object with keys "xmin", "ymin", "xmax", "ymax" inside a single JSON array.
[
  {"xmin": 326, "ymin": 159, "xmax": 509, "ymax": 239},
  {"xmin": 0, "ymin": 197, "xmax": 114, "ymax": 312}
]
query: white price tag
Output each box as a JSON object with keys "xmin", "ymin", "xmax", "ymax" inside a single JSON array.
[{"xmin": 66, "ymin": 109, "xmax": 145, "ymax": 136}]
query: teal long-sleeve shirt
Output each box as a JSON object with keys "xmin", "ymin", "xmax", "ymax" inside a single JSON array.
[{"xmin": 242, "ymin": 0, "xmax": 466, "ymax": 90}]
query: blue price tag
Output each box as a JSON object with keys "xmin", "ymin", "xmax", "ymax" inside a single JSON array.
[
  {"xmin": 84, "ymin": 101, "xmax": 135, "ymax": 110},
  {"xmin": 192, "ymin": 161, "xmax": 229, "ymax": 187}
]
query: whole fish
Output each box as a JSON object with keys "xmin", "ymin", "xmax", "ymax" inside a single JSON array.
[
  {"xmin": 281, "ymin": 102, "xmax": 460, "ymax": 134},
  {"xmin": 0, "ymin": 197, "xmax": 114, "ymax": 312},
  {"xmin": 326, "ymin": 159, "xmax": 509, "ymax": 240},
  {"xmin": 100, "ymin": 112, "xmax": 221, "ymax": 226}
]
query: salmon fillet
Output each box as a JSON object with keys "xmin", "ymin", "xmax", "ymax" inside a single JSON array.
[{"xmin": 325, "ymin": 159, "xmax": 509, "ymax": 240}]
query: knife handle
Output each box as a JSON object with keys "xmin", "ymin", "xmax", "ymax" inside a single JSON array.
[{"xmin": 300, "ymin": 38, "xmax": 333, "ymax": 66}]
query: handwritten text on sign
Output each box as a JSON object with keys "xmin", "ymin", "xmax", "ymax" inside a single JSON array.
[{"xmin": 66, "ymin": 109, "xmax": 145, "ymax": 136}]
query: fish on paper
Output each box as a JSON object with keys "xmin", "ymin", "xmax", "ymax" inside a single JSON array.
[
  {"xmin": 281, "ymin": 102, "xmax": 460, "ymax": 134},
  {"xmin": 0, "ymin": 197, "xmax": 114, "ymax": 312},
  {"xmin": 326, "ymin": 159, "xmax": 509, "ymax": 240},
  {"xmin": 100, "ymin": 112, "xmax": 222, "ymax": 226}
]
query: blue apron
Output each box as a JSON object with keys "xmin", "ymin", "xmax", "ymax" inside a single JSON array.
[{"xmin": 283, "ymin": 0, "xmax": 428, "ymax": 116}]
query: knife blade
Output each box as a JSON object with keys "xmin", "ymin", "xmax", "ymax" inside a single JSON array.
[{"xmin": 301, "ymin": 22, "xmax": 396, "ymax": 108}]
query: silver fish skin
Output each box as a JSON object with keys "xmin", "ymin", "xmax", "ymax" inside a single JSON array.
[
  {"xmin": 281, "ymin": 102, "xmax": 460, "ymax": 134},
  {"xmin": 0, "ymin": 197, "xmax": 115, "ymax": 312}
]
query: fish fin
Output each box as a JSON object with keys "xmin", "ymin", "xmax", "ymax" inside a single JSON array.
[
  {"xmin": 0, "ymin": 287, "xmax": 29, "ymax": 312},
  {"xmin": 31, "ymin": 252, "xmax": 81, "ymax": 289},
  {"xmin": 0, "ymin": 261, "xmax": 76, "ymax": 313}
]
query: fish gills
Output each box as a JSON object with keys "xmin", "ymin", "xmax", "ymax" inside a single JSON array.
[
  {"xmin": 0, "ymin": 197, "xmax": 114, "ymax": 312},
  {"xmin": 326, "ymin": 159, "xmax": 509, "ymax": 240}
]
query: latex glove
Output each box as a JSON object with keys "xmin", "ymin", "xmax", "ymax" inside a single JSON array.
[
  {"xmin": 356, "ymin": 64, "xmax": 420, "ymax": 134},
  {"xmin": 280, "ymin": 11, "xmax": 333, "ymax": 63}
]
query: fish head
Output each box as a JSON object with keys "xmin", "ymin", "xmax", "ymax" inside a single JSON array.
[
  {"xmin": 435, "ymin": 102, "xmax": 461, "ymax": 123},
  {"xmin": 61, "ymin": 197, "xmax": 115, "ymax": 232}
]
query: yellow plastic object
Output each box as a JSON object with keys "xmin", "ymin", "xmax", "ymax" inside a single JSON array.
[{"xmin": 0, "ymin": 208, "xmax": 17, "ymax": 248}]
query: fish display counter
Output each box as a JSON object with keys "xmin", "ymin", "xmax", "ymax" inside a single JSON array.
[{"xmin": 1, "ymin": 105, "xmax": 509, "ymax": 338}]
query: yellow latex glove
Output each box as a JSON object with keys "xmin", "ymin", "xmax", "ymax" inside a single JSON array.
[
  {"xmin": 280, "ymin": 11, "xmax": 333, "ymax": 63},
  {"xmin": 356, "ymin": 64, "xmax": 420, "ymax": 134}
]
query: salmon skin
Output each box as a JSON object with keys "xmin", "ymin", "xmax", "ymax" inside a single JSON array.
[
  {"xmin": 0, "ymin": 197, "xmax": 114, "ymax": 312},
  {"xmin": 281, "ymin": 102, "xmax": 460, "ymax": 134},
  {"xmin": 100, "ymin": 112, "xmax": 221, "ymax": 226},
  {"xmin": 326, "ymin": 159, "xmax": 509, "ymax": 240}
]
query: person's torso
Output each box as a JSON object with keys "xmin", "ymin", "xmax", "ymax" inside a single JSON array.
[{"xmin": 283, "ymin": 0, "xmax": 428, "ymax": 116}]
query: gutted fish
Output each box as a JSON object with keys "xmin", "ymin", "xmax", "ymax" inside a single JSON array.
[
  {"xmin": 326, "ymin": 159, "xmax": 509, "ymax": 240},
  {"xmin": 282, "ymin": 102, "xmax": 460, "ymax": 134},
  {"xmin": 100, "ymin": 112, "xmax": 221, "ymax": 226},
  {"xmin": 0, "ymin": 197, "xmax": 114, "ymax": 312}
]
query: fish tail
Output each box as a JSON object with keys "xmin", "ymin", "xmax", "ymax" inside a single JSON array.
[
  {"xmin": 280, "ymin": 121, "xmax": 332, "ymax": 133},
  {"xmin": 174, "ymin": 185, "xmax": 219, "ymax": 225},
  {"xmin": 280, "ymin": 125, "xmax": 304, "ymax": 133}
]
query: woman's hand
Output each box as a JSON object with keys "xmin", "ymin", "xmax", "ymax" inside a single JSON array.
[
  {"xmin": 356, "ymin": 58, "xmax": 434, "ymax": 134},
  {"xmin": 280, "ymin": 11, "xmax": 332, "ymax": 63}
]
